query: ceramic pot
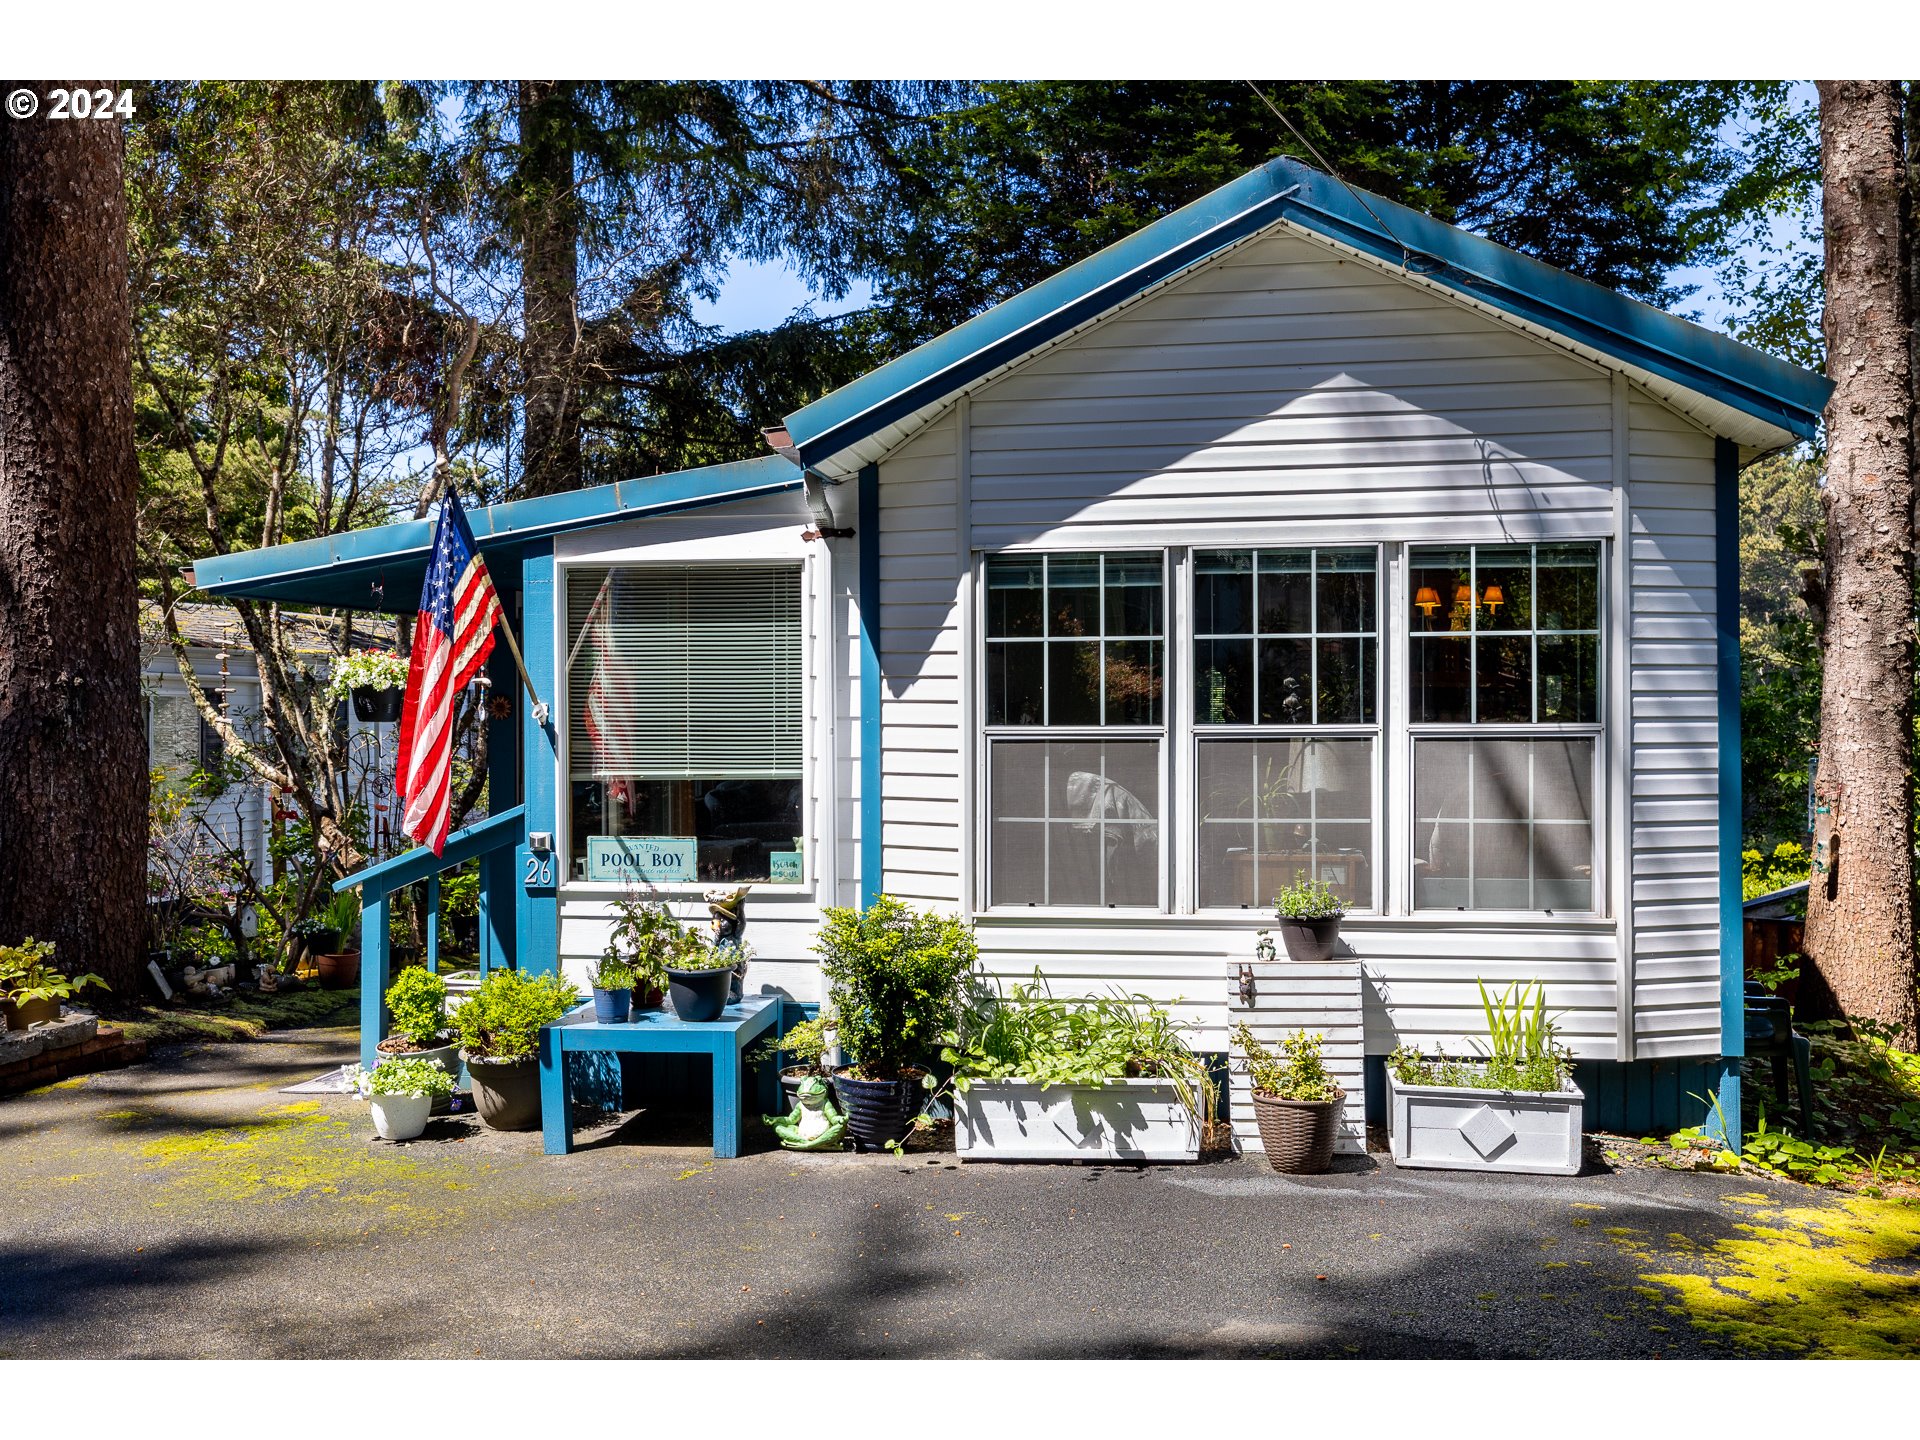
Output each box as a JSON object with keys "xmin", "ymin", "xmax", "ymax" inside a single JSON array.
[
  {"xmin": 463, "ymin": 1054, "xmax": 542, "ymax": 1131},
  {"xmin": 1276, "ymin": 917, "xmax": 1342, "ymax": 963},
  {"xmin": 351, "ymin": 686, "xmax": 404, "ymax": 723},
  {"xmin": 315, "ymin": 950, "xmax": 361, "ymax": 990},
  {"xmin": 665, "ymin": 966, "xmax": 732, "ymax": 1023},
  {"xmin": 370, "ymin": 1092, "xmax": 432, "ymax": 1141},
  {"xmin": 1250, "ymin": 1089, "xmax": 1344, "ymax": 1174},
  {"xmin": 592, "ymin": 986, "xmax": 633, "ymax": 1024},
  {"xmin": 834, "ymin": 1069, "xmax": 925, "ymax": 1151}
]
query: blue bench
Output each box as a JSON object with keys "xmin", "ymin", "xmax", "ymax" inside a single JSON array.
[{"xmin": 537, "ymin": 993, "xmax": 782, "ymax": 1158}]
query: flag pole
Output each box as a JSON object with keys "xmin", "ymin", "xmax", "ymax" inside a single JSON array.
[{"xmin": 494, "ymin": 614, "xmax": 549, "ymax": 725}]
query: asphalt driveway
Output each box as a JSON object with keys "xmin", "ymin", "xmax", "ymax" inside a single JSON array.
[{"xmin": 0, "ymin": 1027, "xmax": 1900, "ymax": 1359}]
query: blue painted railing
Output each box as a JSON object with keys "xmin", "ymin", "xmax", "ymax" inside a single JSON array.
[{"xmin": 333, "ymin": 804, "xmax": 527, "ymax": 1066}]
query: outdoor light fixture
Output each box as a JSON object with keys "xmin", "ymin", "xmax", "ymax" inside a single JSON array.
[
  {"xmin": 1481, "ymin": 582, "xmax": 1505, "ymax": 616},
  {"xmin": 1414, "ymin": 584, "xmax": 1440, "ymax": 617}
]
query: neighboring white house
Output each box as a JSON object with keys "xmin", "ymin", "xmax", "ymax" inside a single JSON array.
[{"xmin": 191, "ymin": 157, "xmax": 1830, "ymax": 1131}]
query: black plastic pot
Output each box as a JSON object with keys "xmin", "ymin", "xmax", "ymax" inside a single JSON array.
[
  {"xmin": 665, "ymin": 966, "xmax": 733, "ymax": 1023},
  {"xmin": 834, "ymin": 1070, "xmax": 925, "ymax": 1151},
  {"xmin": 592, "ymin": 986, "xmax": 633, "ymax": 1024},
  {"xmin": 1276, "ymin": 916, "xmax": 1342, "ymax": 963},
  {"xmin": 299, "ymin": 928, "xmax": 342, "ymax": 963},
  {"xmin": 463, "ymin": 1054, "xmax": 542, "ymax": 1130},
  {"xmin": 352, "ymin": 686, "xmax": 404, "ymax": 723}
]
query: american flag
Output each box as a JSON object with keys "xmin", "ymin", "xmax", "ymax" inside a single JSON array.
[
  {"xmin": 397, "ymin": 489, "xmax": 504, "ymax": 853},
  {"xmin": 575, "ymin": 571, "xmax": 638, "ymax": 807}
]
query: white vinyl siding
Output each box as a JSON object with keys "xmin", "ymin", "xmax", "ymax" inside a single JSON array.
[{"xmin": 867, "ymin": 224, "xmax": 1728, "ymax": 1061}]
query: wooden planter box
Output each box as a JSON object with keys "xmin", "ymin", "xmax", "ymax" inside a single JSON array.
[
  {"xmin": 1387, "ymin": 1070, "xmax": 1584, "ymax": 1176},
  {"xmin": 955, "ymin": 1078, "xmax": 1200, "ymax": 1163}
]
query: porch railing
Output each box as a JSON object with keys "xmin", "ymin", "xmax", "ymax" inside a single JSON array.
[{"xmin": 333, "ymin": 803, "xmax": 526, "ymax": 1066}]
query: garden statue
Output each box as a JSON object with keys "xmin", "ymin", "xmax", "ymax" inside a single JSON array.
[
  {"xmin": 765, "ymin": 1076, "xmax": 846, "ymax": 1151},
  {"xmin": 706, "ymin": 884, "xmax": 751, "ymax": 1001}
]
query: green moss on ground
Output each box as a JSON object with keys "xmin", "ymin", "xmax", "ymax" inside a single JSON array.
[
  {"xmin": 120, "ymin": 987, "xmax": 359, "ymax": 1046},
  {"xmin": 1620, "ymin": 1192, "xmax": 1920, "ymax": 1357}
]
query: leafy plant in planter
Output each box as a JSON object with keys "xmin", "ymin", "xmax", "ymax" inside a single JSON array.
[
  {"xmin": 348, "ymin": 1055, "xmax": 455, "ymax": 1141},
  {"xmin": 327, "ymin": 649, "xmax": 410, "ymax": 722},
  {"xmin": 0, "ymin": 938, "xmax": 105, "ymax": 1030},
  {"xmin": 454, "ymin": 969, "xmax": 580, "ymax": 1130},
  {"xmin": 289, "ymin": 913, "xmax": 342, "ymax": 960},
  {"xmin": 314, "ymin": 891, "xmax": 362, "ymax": 989},
  {"xmin": 588, "ymin": 949, "xmax": 638, "ymax": 1024},
  {"xmin": 377, "ymin": 967, "xmax": 459, "ymax": 1080},
  {"xmin": 1234, "ymin": 1023, "xmax": 1343, "ymax": 1174},
  {"xmin": 935, "ymin": 971, "xmax": 1214, "ymax": 1162},
  {"xmin": 815, "ymin": 895, "xmax": 977, "ymax": 1150},
  {"xmin": 1271, "ymin": 872, "xmax": 1346, "ymax": 962},
  {"xmin": 748, "ymin": 1010, "xmax": 837, "ymax": 1108},
  {"xmin": 659, "ymin": 934, "xmax": 743, "ymax": 1023},
  {"xmin": 609, "ymin": 889, "xmax": 702, "ymax": 1008}
]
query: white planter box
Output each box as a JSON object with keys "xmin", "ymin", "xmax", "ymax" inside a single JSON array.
[
  {"xmin": 955, "ymin": 1078, "xmax": 1200, "ymax": 1163},
  {"xmin": 1388, "ymin": 1070, "xmax": 1584, "ymax": 1176}
]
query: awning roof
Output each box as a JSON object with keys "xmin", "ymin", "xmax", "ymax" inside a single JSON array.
[
  {"xmin": 191, "ymin": 454, "xmax": 802, "ymax": 611},
  {"xmin": 782, "ymin": 155, "xmax": 1831, "ymax": 479}
]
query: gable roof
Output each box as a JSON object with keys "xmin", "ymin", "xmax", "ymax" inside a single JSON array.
[
  {"xmin": 782, "ymin": 155, "xmax": 1829, "ymax": 479},
  {"xmin": 191, "ymin": 454, "xmax": 802, "ymax": 611}
]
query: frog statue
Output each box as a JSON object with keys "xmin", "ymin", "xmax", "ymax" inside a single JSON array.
[{"xmin": 765, "ymin": 1076, "xmax": 846, "ymax": 1151}]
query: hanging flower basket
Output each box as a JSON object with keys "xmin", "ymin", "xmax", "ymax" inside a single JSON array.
[
  {"xmin": 327, "ymin": 650, "xmax": 409, "ymax": 723},
  {"xmin": 352, "ymin": 687, "xmax": 404, "ymax": 723}
]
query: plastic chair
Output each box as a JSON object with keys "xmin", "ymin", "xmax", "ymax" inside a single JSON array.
[{"xmin": 1744, "ymin": 983, "xmax": 1815, "ymax": 1135}]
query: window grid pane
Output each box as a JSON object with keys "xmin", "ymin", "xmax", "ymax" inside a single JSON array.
[
  {"xmin": 988, "ymin": 738, "xmax": 1161, "ymax": 908},
  {"xmin": 1196, "ymin": 737, "xmax": 1374, "ymax": 910},
  {"xmin": 1194, "ymin": 547, "xmax": 1379, "ymax": 727},
  {"xmin": 1412, "ymin": 737, "xmax": 1595, "ymax": 911},
  {"xmin": 984, "ymin": 553, "xmax": 1164, "ymax": 728}
]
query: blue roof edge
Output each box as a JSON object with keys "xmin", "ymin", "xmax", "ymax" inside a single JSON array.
[
  {"xmin": 784, "ymin": 155, "xmax": 1829, "ymax": 465},
  {"xmin": 192, "ymin": 454, "xmax": 803, "ymax": 598}
]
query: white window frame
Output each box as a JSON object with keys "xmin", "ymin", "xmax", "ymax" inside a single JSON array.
[
  {"xmin": 1399, "ymin": 540, "xmax": 1609, "ymax": 920},
  {"xmin": 555, "ymin": 535, "xmax": 820, "ymax": 900}
]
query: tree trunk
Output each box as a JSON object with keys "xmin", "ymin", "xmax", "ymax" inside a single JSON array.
[
  {"xmin": 0, "ymin": 88, "xmax": 148, "ymax": 998},
  {"xmin": 1803, "ymin": 81, "xmax": 1917, "ymax": 1046},
  {"xmin": 518, "ymin": 80, "xmax": 582, "ymax": 497}
]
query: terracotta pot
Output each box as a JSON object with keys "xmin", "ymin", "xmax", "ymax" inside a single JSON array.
[
  {"xmin": 1251, "ymin": 1089, "xmax": 1344, "ymax": 1174},
  {"xmin": 315, "ymin": 951, "xmax": 361, "ymax": 990},
  {"xmin": 1276, "ymin": 916, "xmax": 1342, "ymax": 963},
  {"xmin": 2, "ymin": 996, "xmax": 61, "ymax": 1031},
  {"xmin": 463, "ymin": 1054, "xmax": 542, "ymax": 1131}
]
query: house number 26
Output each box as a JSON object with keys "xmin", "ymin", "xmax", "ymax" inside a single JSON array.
[{"xmin": 523, "ymin": 853, "xmax": 556, "ymax": 889}]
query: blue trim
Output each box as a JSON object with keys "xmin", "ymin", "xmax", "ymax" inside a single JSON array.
[
  {"xmin": 360, "ymin": 892, "xmax": 389, "ymax": 1068},
  {"xmin": 858, "ymin": 464, "xmax": 881, "ymax": 910},
  {"xmin": 783, "ymin": 156, "xmax": 1829, "ymax": 469},
  {"xmin": 480, "ymin": 613, "xmax": 521, "ymax": 976},
  {"xmin": 192, "ymin": 455, "xmax": 803, "ymax": 610},
  {"xmin": 517, "ymin": 542, "xmax": 560, "ymax": 976},
  {"xmin": 332, "ymin": 804, "xmax": 526, "ymax": 900},
  {"xmin": 1717, "ymin": 437, "xmax": 1745, "ymax": 1060}
]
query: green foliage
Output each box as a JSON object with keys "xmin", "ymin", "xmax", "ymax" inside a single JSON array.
[
  {"xmin": 607, "ymin": 890, "xmax": 705, "ymax": 989},
  {"xmin": 1386, "ymin": 978, "xmax": 1573, "ymax": 1092},
  {"xmin": 384, "ymin": 966, "xmax": 449, "ymax": 1045},
  {"xmin": 325, "ymin": 649, "xmax": 408, "ymax": 699},
  {"xmin": 452, "ymin": 970, "xmax": 580, "ymax": 1062},
  {"xmin": 181, "ymin": 923, "xmax": 239, "ymax": 966},
  {"xmin": 664, "ymin": 939, "xmax": 741, "ymax": 973},
  {"xmin": 748, "ymin": 1011, "xmax": 834, "ymax": 1074},
  {"xmin": 1234, "ymin": 1024, "xmax": 1340, "ymax": 1102},
  {"xmin": 814, "ymin": 895, "xmax": 978, "ymax": 1080},
  {"xmin": 1742, "ymin": 841, "xmax": 1810, "ymax": 903},
  {"xmin": 1739, "ymin": 454, "xmax": 1824, "ymax": 852},
  {"xmin": 353, "ymin": 1055, "xmax": 455, "ymax": 1100},
  {"xmin": 322, "ymin": 891, "xmax": 361, "ymax": 943},
  {"xmin": 1274, "ymin": 872, "xmax": 1345, "ymax": 921},
  {"xmin": 938, "ymin": 971, "xmax": 1213, "ymax": 1116},
  {"xmin": 588, "ymin": 949, "xmax": 637, "ymax": 991},
  {"xmin": 0, "ymin": 938, "xmax": 107, "ymax": 1007}
]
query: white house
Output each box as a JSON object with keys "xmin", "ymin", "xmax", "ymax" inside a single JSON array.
[{"xmin": 190, "ymin": 157, "xmax": 1828, "ymax": 1133}]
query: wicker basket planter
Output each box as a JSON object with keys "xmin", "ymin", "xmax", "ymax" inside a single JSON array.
[
  {"xmin": 1250, "ymin": 1088, "xmax": 1344, "ymax": 1174},
  {"xmin": 1387, "ymin": 1071, "xmax": 1583, "ymax": 1176},
  {"xmin": 955, "ymin": 1078, "xmax": 1200, "ymax": 1163}
]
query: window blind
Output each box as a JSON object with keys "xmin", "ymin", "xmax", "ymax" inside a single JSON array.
[{"xmin": 566, "ymin": 564, "xmax": 803, "ymax": 781}]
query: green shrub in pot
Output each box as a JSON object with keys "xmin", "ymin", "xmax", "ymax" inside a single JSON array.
[
  {"xmin": 378, "ymin": 967, "xmax": 459, "ymax": 1080},
  {"xmin": 1271, "ymin": 872, "xmax": 1347, "ymax": 962},
  {"xmin": 0, "ymin": 937, "xmax": 105, "ymax": 1030},
  {"xmin": 454, "ymin": 969, "xmax": 581, "ymax": 1131},
  {"xmin": 1234, "ymin": 1023, "xmax": 1344, "ymax": 1174}
]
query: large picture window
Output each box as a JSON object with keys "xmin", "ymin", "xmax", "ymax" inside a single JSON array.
[
  {"xmin": 1408, "ymin": 542, "xmax": 1601, "ymax": 912},
  {"xmin": 1193, "ymin": 548, "xmax": 1378, "ymax": 911},
  {"xmin": 566, "ymin": 564, "xmax": 803, "ymax": 884},
  {"xmin": 984, "ymin": 553, "xmax": 1163, "ymax": 907}
]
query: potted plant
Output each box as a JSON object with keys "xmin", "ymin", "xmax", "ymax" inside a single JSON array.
[
  {"xmin": 349, "ymin": 1056, "xmax": 454, "ymax": 1141},
  {"xmin": 662, "ymin": 938, "xmax": 738, "ymax": 1023},
  {"xmin": 453, "ymin": 969, "xmax": 581, "ymax": 1130},
  {"xmin": 327, "ymin": 649, "xmax": 410, "ymax": 723},
  {"xmin": 1233, "ymin": 1023, "xmax": 1344, "ymax": 1174},
  {"xmin": 748, "ymin": 1010, "xmax": 836, "ymax": 1110},
  {"xmin": 289, "ymin": 914, "xmax": 342, "ymax": 964},
  {"xmin": 940, "ymin": 972, "xmax": 1211, "ymax": 1163},
  {"xmin": 376, "ymin": 966, "xmax": 460, "ymax": 1081},
  {"xmin": 1271, "ymin": 872, "xmax": 1346, "ymax": 962},
  {"xmin": 0, "ymin": 938, "xmax": 106, "ymax": 1031},
  {"xmin": 1386, "ymin": 980, "xmax": 1584, "ymax": 1176},
  {"xmin": 588, "ymin": 948, "xmax": 636, "ymax": 1024},
  {"xmin": 815, "ymin": 895, "xmax": 977, "ymax": 1151},
  {"xmin": 609, "ymin": 889, "xmax": 693, "ymax": 1010},
  {"xmin": 314, "ymin": 891, "xmax": 362, "ymax": 990}
]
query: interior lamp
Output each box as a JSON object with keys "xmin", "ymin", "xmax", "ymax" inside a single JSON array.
[
  {"xmin": 1481, "ymin": 582, "xmax": 1505, "ymax": 617},
  {"xmin": 1452, "ymin": 582, "xmax": 1473, "ymax": 611},
  {"xmin": 1414, "ymin": 585, "xmax": 1440, "ymax": 617}
]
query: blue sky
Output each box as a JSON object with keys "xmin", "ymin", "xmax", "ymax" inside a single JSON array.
[{"xmin": 688, "ymin": 257, "xmax": 875, "ymax": 333}]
